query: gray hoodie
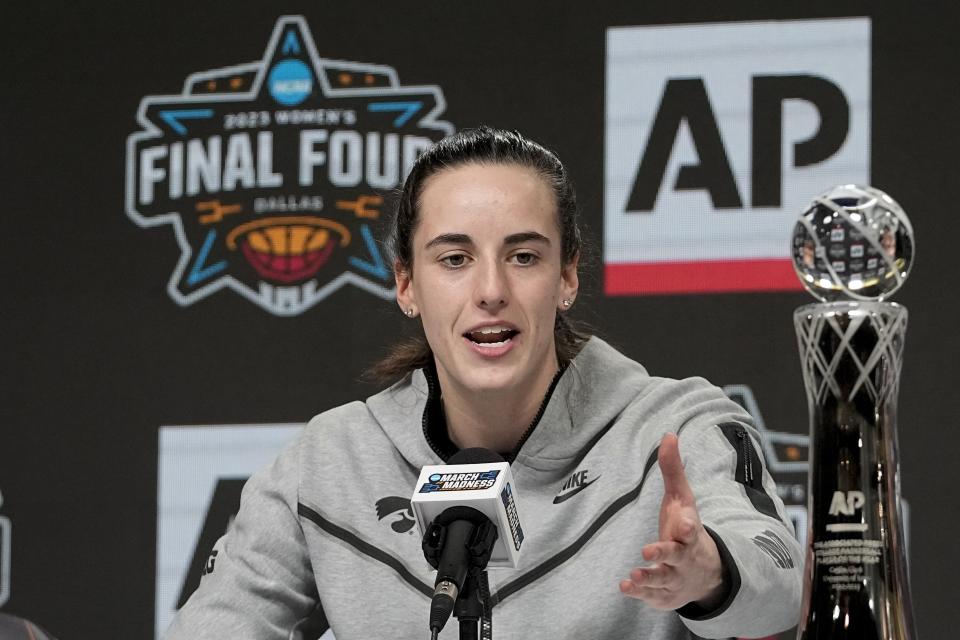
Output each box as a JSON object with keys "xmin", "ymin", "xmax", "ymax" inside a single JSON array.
[{"xmin": 165, "ymin": 337, "xmax": 802, "ymax": 639}]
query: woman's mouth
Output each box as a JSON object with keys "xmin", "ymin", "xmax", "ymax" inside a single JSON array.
[{"xmin": 463, "ymin": 326, "xmax": 520, "ymax": 349}]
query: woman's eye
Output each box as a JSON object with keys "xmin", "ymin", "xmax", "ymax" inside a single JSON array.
[{"xmin": 441, "ymin": 254, "xmax": 467, "ymax": 267}]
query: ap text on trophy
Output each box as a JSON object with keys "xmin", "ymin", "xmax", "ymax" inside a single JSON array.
[{"xmin": 792, "ymin": 185, "xmax": 916, "ymax": 639}]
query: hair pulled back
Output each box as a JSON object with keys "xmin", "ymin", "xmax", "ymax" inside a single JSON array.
[{"xmin": 370, "ymin": 126, "xmax": 589, "ymax": 383}]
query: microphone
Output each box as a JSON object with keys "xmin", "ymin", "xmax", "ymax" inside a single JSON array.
[{"xmin": 411, "ymin": 448, "xmax": 525, "ymax": 637}]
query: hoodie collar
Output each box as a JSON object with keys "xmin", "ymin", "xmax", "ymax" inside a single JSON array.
[
  {"xmin": 420, "ymin": 359, "xmax": 566, "ymax": 463},
  {"xmin": 366, "ymin": 337, "xmax": 652, "ymax": 471}
]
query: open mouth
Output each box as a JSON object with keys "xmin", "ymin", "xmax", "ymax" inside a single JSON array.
[{"xmin": 463, "ymin": 326, "xmax": 520, "ymax": 348}]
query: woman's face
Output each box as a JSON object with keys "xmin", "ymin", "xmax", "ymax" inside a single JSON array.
[{"xmin": 396, "ymin": 163, "xmax": 578, "ymax": 397}]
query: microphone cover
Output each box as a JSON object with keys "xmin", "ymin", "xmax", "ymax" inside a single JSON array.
[{"xmin": 412, "ymin": 448, "xmax": 524, "ymax": 568}]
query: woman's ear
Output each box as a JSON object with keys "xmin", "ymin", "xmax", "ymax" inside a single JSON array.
[
  {"xmin": 560, "ymin": 252, "xmax": 580, "ymax": 303},
  {"xmin": 395, "ymin": 261, "xmax": 416, "ymax": 316}
]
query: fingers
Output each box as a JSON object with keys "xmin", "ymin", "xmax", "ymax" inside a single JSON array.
[
  {"xmin": 622, "ymin": 434, "xmax": 725, "ymax": 611},
  {"xmin": 619, "ymin": 584, "xmax": 678, "ymax": 610},
  {"xmin": 623, "ymin": 527, "xmax": 724, "ymax": 610},
  {"xmin": 629, "ymin": 565, "xmax": 675, "ymax": 589},
  {"xmin": 657, "ymin": 433, "xmax": 693, "ymax": 502},
  {"xmin": 619, "ymin": 566, "xmax": 685, "ymax": 610},
  {"xmin": 642, "ymin": 540, "xmax": 686, "ymax": 565},
  {"xmin": 658, "ymin": 434, "xmax": 701, "ymax": 544}
]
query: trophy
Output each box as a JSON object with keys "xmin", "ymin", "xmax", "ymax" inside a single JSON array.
[{"xmin": 792, "ymin": 185, "xmax": 916, "ymax": 639}]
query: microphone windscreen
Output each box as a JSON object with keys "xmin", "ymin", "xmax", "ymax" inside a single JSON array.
[
  {"xmin": 448, "ymin": 448, "xmax": 505, "ymax": 465},
  {"xmin": 412, "ymin": 450, "xmax": 522, "ymax": 567}
]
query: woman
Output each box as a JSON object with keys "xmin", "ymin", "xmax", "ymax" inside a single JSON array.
[{"xmin": 165, "ymin": 127, "xmax": 802, "ymax": 639}]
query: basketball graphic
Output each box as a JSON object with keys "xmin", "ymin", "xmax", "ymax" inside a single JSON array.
[{"xmin": 226, "ymin": 216, "xmax": 350, "ymax": 284}]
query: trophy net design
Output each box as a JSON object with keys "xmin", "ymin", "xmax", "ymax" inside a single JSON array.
[{"xmin": 792, "ymin": 185, "xmax": 916, "ymax": 639}]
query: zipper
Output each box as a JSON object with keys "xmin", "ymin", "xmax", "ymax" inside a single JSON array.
[
  {"xmin": 719, "ymin": 422, "xmax": 779, "ymax": 519},
  {"xmin": 421, "ymin": 365, "xmax": 448, "ymax": 460},
  {"xmin": 505, "ymin": 401, "xmax": 546, "ymax": 464},
  {"xmin": 736, "ymin": 427, "xmax": 754, "ymax": 485},
  {"xmin": 505, "ymin": 367, "xmax": 566, "ymax": 463}
]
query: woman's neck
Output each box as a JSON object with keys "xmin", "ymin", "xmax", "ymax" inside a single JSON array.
[{"xmin": 436, "ymin": 364, "xmax": 559, "ymax": 454}]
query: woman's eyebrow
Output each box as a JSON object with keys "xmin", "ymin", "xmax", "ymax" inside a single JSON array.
[
  {"xmin": 424, "ymin": 233, "xmax": 472, "ymax": 249},
  {"xmin": 423, "ymin": 231, "xmax": 550, "ymax": 250},
  {"xmin": 504, "ymin": 231, "xmax": 550, "ymax": 246}
]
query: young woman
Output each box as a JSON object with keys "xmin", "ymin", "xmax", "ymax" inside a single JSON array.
[{"xmin": 165, "ymin": 127, "xmax": 802, "ymax": 639}]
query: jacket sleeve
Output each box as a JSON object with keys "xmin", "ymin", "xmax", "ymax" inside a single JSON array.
[
  {"xmin": 673, "ymin": 420, "xmax": 804, "ymax": 639},
  {"xmin": 162, "ymin": 438, "xmax": 321, "ymax": 640}
]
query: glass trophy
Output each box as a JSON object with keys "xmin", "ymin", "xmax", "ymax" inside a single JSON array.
[{"xmin": 792, "ymin": 185, "xmax": 916, "ymax": 639}]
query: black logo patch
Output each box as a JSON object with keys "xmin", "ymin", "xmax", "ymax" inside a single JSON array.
[
  {"xmin": 752, "ymin": 530, "xmax": 795, "ymax": 569},
  {"xmin": 178, "ymin": 477, "xmax": 245, "ymax": 607},
  {"xmin": 375, "ymin": 496, "xmax": 415, "ymax": 533},
  {"xmin": 202, "ymin": 549, "xmax": 219, "ymax": 576},
  {"xmin": 553, "ymin": 470, "xmax": 600, "ymax": 504}
]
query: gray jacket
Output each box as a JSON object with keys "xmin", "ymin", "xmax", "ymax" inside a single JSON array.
[{"xmin": 165, "ymin": 337, "xmax": 802, "ymax": 639}]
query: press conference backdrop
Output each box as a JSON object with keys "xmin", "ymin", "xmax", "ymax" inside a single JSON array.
[{"xmin": 2, "ymin": 2, "xmax": 956, "ymax": 639}]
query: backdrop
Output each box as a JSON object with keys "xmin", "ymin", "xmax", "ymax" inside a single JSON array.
[{"xmin": 2, "ymin": 1, "xmax": 957, "ymax": 638}]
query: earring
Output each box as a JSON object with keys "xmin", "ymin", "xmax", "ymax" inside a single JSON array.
[
  {"xmin": 406, "ymin": 308, "xmax": 415, "ymax": 317},
  {"xmin": 562, "ymin": 299, "xmax": 573, "ymax": 308}
]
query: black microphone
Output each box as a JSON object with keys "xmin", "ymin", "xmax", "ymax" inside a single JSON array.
[{"xmin": 420, "ymin": 448, "xmax": 504, "ymax": 637}]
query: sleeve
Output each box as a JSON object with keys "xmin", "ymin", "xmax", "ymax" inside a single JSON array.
[
  {"xmin": 673, "ymin": 420, "xmax": 804, "ymax": 639},
  {"xmin": 162, "ymin": 438, "xmax": 321, "ymax": 640}
]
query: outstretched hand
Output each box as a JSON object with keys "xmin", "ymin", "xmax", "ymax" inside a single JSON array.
[{"xmin": 619, "ymin": 433, "xmax": 727, "ymax": 611}]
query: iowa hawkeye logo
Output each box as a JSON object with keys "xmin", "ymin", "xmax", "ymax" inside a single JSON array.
[{"xmin": 125, "ymin": 16, "xmax": 453, "ymax": 315}]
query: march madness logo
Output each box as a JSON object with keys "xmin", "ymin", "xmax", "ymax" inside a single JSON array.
[
  {"xmin": 126, "ymin": 16, "xmax": 453, "ymax": 315},
  {"xmin": 419, "ymin": 470, "xmax": 500, "ymax": 492}
]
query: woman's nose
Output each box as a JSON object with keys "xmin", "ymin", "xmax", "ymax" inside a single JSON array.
[{"xmin": 474, "ymin": 260, "xmax": 508, "ymax": 311}]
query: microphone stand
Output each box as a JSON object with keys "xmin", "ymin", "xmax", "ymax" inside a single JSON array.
[
  {"xmin": 426, "ymin": 569, "xmax": 493, "ymax": 640},
  {"xmin": 453, "ymin": 571, "xmax": 483, "ymax": 640}
]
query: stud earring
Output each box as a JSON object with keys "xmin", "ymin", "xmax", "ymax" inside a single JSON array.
[
  {"xmin": 562, "ymin": 299, "xmax": 573, "ymax": 308},
  {"xmin": 406, "ymin": 308, "xmax": 415, "ymax": 317}
]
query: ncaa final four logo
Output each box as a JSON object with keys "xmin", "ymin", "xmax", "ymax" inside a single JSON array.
[{"xmin": 125, "ymin": 16, "xmax": 453, "ymax": 315}]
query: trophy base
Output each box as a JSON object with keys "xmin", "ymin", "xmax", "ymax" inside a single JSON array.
[{"xmin": 794, "ymin": 300, "xmax": 915, "ymax": 640}]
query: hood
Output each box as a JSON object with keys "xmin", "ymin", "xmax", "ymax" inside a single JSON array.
[{"xmin": 364, "ymin": 363, "xmax": 437, "ymax": 469}]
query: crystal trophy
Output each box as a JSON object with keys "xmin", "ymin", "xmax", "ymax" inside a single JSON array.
[{"xmin": 792, "ymin": 185, "xmax": 916, "ymax": 639}]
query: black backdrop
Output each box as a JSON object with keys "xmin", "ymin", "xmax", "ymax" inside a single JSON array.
[{"xmin": 2, "ymin": 1, "xmax": 958, "ymax": 638}]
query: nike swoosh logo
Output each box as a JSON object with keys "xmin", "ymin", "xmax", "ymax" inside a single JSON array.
[{"xmin": 552, "ymin": 476, "xmax": 600, "ymax": 504}]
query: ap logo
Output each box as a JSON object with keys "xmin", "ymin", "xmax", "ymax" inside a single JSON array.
[
  {"xmin": 126, "ymin": 16, "xmax": 453, "ymax": 315},
  {"xmin": 604, "ymin": 18, "xmax": 870, "ymax": 296}
]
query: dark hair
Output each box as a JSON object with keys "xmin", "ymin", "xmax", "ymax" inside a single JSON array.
[{"xmin": 370, "ymin": 126, "xmax": 589, "ymax": 383}]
